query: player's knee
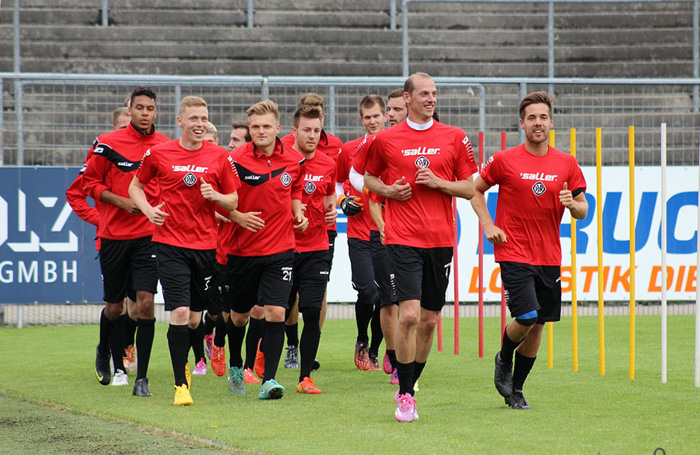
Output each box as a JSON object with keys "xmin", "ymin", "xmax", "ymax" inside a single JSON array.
[
  {"xmin": 515, "ymin": 310, "xmax": 539, "ymax": 327},
  {"xmin": 302, "ymin": 307, "xmax": 321, "ymax": 325}
]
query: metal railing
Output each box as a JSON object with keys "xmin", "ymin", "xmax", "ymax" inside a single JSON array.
[{"xmin": 1, "ymin": 73, "xmax": 698, "ymax": 167}]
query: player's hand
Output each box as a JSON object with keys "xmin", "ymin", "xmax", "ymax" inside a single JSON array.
[
  {"xmin": 338, "ymin": 195, "xmax": 363, "ymax": 216},
  {"xmin": 386, "ymin": 177, "xmax": 412, "ymax": 201},
  {"xmin": 300, "ymin": 203, "xmax": 307, "ymax": 214},
  {"xmin": 118, "ymin": 196, "xmax": 142, "ymax": 215},
  {"xmin": 325, "ymin": 203, "xmax": 338, "ymax": 225},
  {"xmin": 215, "ymin": 212, "xmax": 231, "ymax": 224},
  {"xmin": 200, "ymin": 177, "xmax": 219, "ymax": 202},
  {"xmin": 294, "ymin": 215, "xmax": 309, "ymax": 232},
  {"xmin": 559, "ymin": 182, "xmax": 574, "ymax": 208},
  {"xmin": 415, "ymin": 168, "xmax": 442, "ymax": 189},
  {"xmin": 484, "ymin": 224, "xmax": 507, "ymax": 244},
  {"xmin": 231, "ymin": 211, "xmax": 265, "ymax": 232},
  {"xmin": 379, "ymin": 224, "xmax": 386, "ymax": 244},
  {"xmin": 146, "ymin": 202, "xmax": 169, "ymax": 226}
]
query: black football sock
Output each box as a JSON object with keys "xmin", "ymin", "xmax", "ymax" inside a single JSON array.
[
  {"xmin": 214, "ymin": 314, "xmax": 227, "ymax": 347},
  {"xmin": 167, "ymin": 324, "xmax": 189, "ymax": 387},
  {"xmin": 109, "ymin": 314, "xmax": 127, "ymax": 372},
  {"xmin": 204, "ymin": 311, "xmax": 217, "ymax": 336},
  {"xmin": 513, "ymin": 351, "xmax": 537, "ymax": 391},
  {"xmin": 387, "ymin": 349, "xmax": 397, "ymax": 369},
  {"xmin": 412, "ymin": 361, "xmax": 426, "ymax": 384},
  {"xmin": 135, "ymin": 318, "xmax": 155, "ymax": 380},
  {"xmin": 190, "ymin": 320, "xmax": 206, "ymax": 364},
  {"xmin": 499, "ymin": 328, "xmax": 522, "ymax": 367},
  {"xmin": 227, "ymin": 318, "xmax": 246, "ymax": 369},
  {"xmin": 355, "ymin": 302, "xmax": 372, "ymax": 344},
  {"xmin": 262, "ymin": 321, "xmax": 285, "ymax": 382},
  {"xmin": 98, "ymin": 309, "xmax": 116, "ymax": 355},
  {"xmin": 244, "ymin": 317, "xmax": 263, "ymax": 370},
  {"xmin": 286, "ymin": 322, "xmax": 299, "ymax": 347},
  {"xmin": 124, "ymin": 315, "xmax": 138, "ymax": 349},
  {"xmin": 299, "ymin": 308, "xmax": 321, "ymax": 382},
  {"xmin": 368, "ymin": 304, "xmax": 383, "ymax": 356},
  {"xmin": 397, "ymin": 361, "xmax": 415, "ymax": 396}
]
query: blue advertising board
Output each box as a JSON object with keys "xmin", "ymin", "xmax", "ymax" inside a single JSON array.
[{"xmin": 0, "ymin": 167, "xmax": 102, "ymax": 303}]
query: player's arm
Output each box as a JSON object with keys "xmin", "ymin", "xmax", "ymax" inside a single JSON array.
[
  {"xmin": 470, "ymin": 176, "xmax": 506, "ymax": 244},
  {"xmin": 368, "ymin": 197, "xmax": 386, "ymax": 243},
  {"xmin": 83, "ymin": 154, "xmax": 141, "ymax": 215},
  {"xmin": 128, "ymin": 176, "xmax": 168, "ymax": 226},
  {"xmin": 66, "ymin": 174, "xmax": 100, "ymax": 226},
  {"xmin": 414, "ymin": 168, "xmax": 475, "ymax": 199},
  {"xmin": 324, "ymin": 194, "xmax": 338, "ymax": 226},
  {"xmin": 200, "ymin": 177, "xmax": 238, "ymax": 211},
  {"xmin": 292, "ymin": 199, "xmax": 308, "ymax": 232},
  {"xmin": 349, "ymin": 166, "xmax": 365, "ymax": 193},
  {"xmin": 559, "ymin": 182, "xmax": 588, "ymax": 220},
  {"xmin": 228, "ymin": 209, "xmax": 264, "ymax": 232},
  {"xmin": 364, "ymin": 172, "xmax": 411, "ymax": 201}
]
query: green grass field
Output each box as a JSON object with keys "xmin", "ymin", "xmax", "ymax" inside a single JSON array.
[{"xmin": 1, "ymin": 314, "xmax": 699, "ymax": 455}]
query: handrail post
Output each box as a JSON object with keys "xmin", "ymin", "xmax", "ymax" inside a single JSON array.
[
  {"xmin": 693, "ymin": 0, "xmax": 699, "ymax": 112},
  {"xmin": 548, "ymin": 1, "xmax": 555, "ymax": 94},
  {"xmin": 102, "ymin": 0, "xmax": 109, "ymax": 27},
  {"xmin": 402, "ymin": 0, "xmax": 410, "ymax": 78},
  {"xmin": 248, "ymin": 0, "xmax": 255, "ymax": 28},
  {"xmin": 328, "ymin": 86, "xmax": 337, "ymax": 136},
  {"xmin": 390, "ymin": 0, "xmax": 397, "ymax": 30},
  {"xmin": 14, "ymin": 0, "xmax": 20, "ymax": 73}
]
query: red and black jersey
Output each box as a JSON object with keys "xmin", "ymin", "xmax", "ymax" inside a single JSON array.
[
  {"xmin": 84, "ymin": 124, "xmax": 170, "ymax": 240},
  {"xmin": 338, "ymin": 135, "xmax": 375, "ymax": 241},
  {"xmin": 135, "ymin": 139, "xmax": 241, "ymax": 250},
  {"xmin": 295, "ymin": 151, "xmax": 336, "ymax": 253},
  {"xmin": 67, "ymin": 137, "xmax": 102, "ymax": 227},
  {"xmin": 228, "ymin": 139, "xmax": 305, "ymax": 257},
  {"xmin": 366, "ymin": 120, "xmax": 478, "ymax": 248},
  {"xmin": 480, "ymin": 144, "xmax": 587, "ymax": 266}
]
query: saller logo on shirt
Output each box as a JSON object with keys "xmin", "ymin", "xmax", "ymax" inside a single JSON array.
[
  {"xmin": 520, "ymin": 172, "xmax": 557, "ymax": 181},
  {"xmin": 532, "ymin": 181, "xmax": 546, "ymax": 196},
  {"xmin": 172, "ymin": 165, "xmax": 209, "ymax": 173},
  {"xmin": 304, "ymin": 181, "xmax": 317, "ymax": 194},
  {"xmin": 415, "ymin": 156, "xmax": 430, "ymax": 169},
  {"xmin": 183, "ymin": 172, "xmax": 197, "ymax": 187},
  {"xmin": 401, "ymin": 147, "xmax": 440, "ymax": 156}
]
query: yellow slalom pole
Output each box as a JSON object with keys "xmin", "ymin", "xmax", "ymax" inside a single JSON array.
[
  {"xmin": 629, "ymin": 126, "xmax": 636, "ymax": 380},
  {"xmin": 570, "ymin": 128, "xmax": 579, "ymax": 372},
  {"xmin": 547, "ymin": 130, "xmax": 555, "ymax": 369},
  {"xmin": 596, "ymin": 128, "xmax": 606, "ymax": 376}
]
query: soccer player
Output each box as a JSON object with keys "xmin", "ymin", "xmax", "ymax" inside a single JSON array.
[
  {"xmin": 386, "ymin": 88, "xmax": 408, "ymax": 127},
  {"xmin": 228, "ymin": 121, "xmax": 251, "ymax": 150},
  {"xmin": 337, "ymin": 94, "xmax": 388, "ymax": 371},
  {"xmin": 84, "ymin": 88, "xmax": 170, "ymax": 396},
  {"xmin": 224, "ymin": 100, "xmax": 307, "ymax": 400},
  {"xmin": 129, "ymin": 96, "xmax": 240, "ymax": 406},
  {"xmin": 364, "ymin": 72, "xmax": 478, "ymax": 422},
  {"xmin": 287, "ymin": 105, "xmax": 337, "ymax": 393},
  {"xmin": 470, "ymin": 91, "xmax": 588, "ymax": 410}
]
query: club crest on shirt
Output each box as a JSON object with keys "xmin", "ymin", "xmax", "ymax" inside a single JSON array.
[
  {"xmin": 183, "ymin": 172, "xmax": 197, "ymax": 187},
  {"xmin": 304, "ymin": 181, "xmax": 317, "ymax": 194},
  {"xmin": 532, "ymin": 181, "xmax": 546, "ymax": 196},
  {"xmin": 280, "ymin": 172, "xmax": 292, "ymax": 186},
  {"xmin": 415, "ymin": 156, "xmax": 430, "ymax": 169}
]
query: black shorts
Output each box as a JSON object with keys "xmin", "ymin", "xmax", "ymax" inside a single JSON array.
[
  {"xmin": 386, "ymin": 245, "xmax": 453, "ymax": 312},
  {"xmin": 348, "ymin": 237, "xmax": 379, "ymax": 307},
  {"xmin": 227, "ymin": 249, "xmax": 294, "ymax": 314},
  {"xmin": 99, "ymin": 236, "xmax": 158, "ymax": 303},
  {"xmin": 155, "ymin": 243, "xmax": 215, "ymax": 312},
  {"xmin": 500, "ymin": 261, "xmax": 562, "ymax": 323},
  {"xmin": 207, "ymin": 262, "xmax": 228, "ymax": 315},
  {"xmin": 288, "ymin": 250, "xmax": 330, "ymax": 312},
  {"xmin": 370, "ymin": 230, "xmax": 397, "ymax": 307},
  {"xmin": 326, "ymin": 229, "xmax": 337, "ymax": 279}
]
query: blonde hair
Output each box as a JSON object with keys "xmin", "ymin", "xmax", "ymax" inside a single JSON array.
[
  {"xmin": 205, "ymin": 121, "xmax": 218, "ymax": 135},
  {"xmin": 246, "ymin": 100, "xmax": 280, "ymax": 123},
  {"xmin": 178, "ymin": 96, "xmax": 207, "ymax": 117}
]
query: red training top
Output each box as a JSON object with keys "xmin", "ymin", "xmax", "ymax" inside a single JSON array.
[
  {"xmin": 338, "ymin": 135, "xmax": 375, "ymax": 241},
  {"xmin": 83, "ymin": 123, "xmax": 169, "ymax": 240},
  {"xmin": 228, "ymin": 139, "xmax": 305, "ymax": 257},
  {"xmin": 295, "ymin": 151, "xmax": 336, "ymax": 253},
  {"xmin": 66, "ymin": 137, "xmax": 103, "ymax": 227},
  {"xmin": 365, "ymin": 120, "xmax": 478, "ymax": 248},
  {"xmin": 480, "ymin": 143, "xmax": 587, "ymax": 266},
  {"xmin": 135, "ymin": 139, "xmax": 241, "ymax": 250}
]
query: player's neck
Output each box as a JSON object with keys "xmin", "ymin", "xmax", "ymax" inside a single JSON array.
[
  {"xmin": 294, "ymin": 144, "xmax": 315, "ymax": 160},
  {"xmin": 179, "ymin": 137, "xmax": 203, "ymax": 151},
  {"xmin": 257, "ymin": 143, "xmax": 276, "ymax": 156},
  {"xmin": 406, "ymin": 116, "xmax": 433, "ymax": 130},
  {"xmin": 524, "ymin": 141, "xmax": 549, "ymax": 156}
]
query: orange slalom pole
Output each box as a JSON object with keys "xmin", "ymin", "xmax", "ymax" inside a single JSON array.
[
  {"xmin": 547, "ymin": 130, "xmax": 556, "ymax": 369},
  {"xmin": 629, "ymin": 126, "xmax": 636, "ymax": 380},
  {"xmin": 478, "ymin": 132, "xmax": 485, "ymax": 358},
  {"xmin": 570, "ymin": 128, "xmax": 579, "ymax": 372},
  {"xmin": 500, "ymin": 131, "xmax": 507, "ymax": 340},
  {"xmin": 453, "ymin": 198, "xmax": 460, "ymax": 355},
  {"xmin": 596, "ymin": 128, "xmax": 606, "ymax": 376}
]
